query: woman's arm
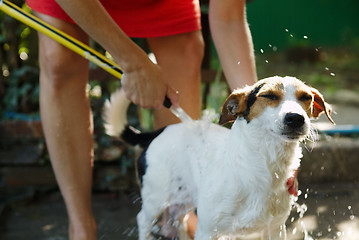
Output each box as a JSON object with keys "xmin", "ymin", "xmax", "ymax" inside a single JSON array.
[
  {"xmin": 209, "ymin": 0, "xmax": 257, "ymax": 90},
  {"xmin": 55, "ymin": 0, "xmax": 179, "ymax": 108}
]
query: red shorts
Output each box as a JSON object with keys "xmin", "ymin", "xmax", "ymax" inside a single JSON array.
[{"xmin": 26, "ymin": 0, "xmax": 201, "ymax": 38}]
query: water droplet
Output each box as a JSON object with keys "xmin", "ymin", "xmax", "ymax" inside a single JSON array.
[
  {"xmin": 350, "ymin": 215, "xmax": 355, "ymax": 220},
  {"xmin": 237, "ymin": 61, "xmax": 241, "ymax": 65},
  {"xmin": 19, "ymin": 52, "xmax": 28, "ymax": 61},
  {"xmin": 348, "ymin": 206, "xmax": 352, "ymax": 210},
  {"xmin": 265, "ymin": 60, "xmax": 269, "ymax": 64},
  {"xmin": 290, "ymin": 34, "xmax": 294, "ymax": 38},
  {"xmin": 2, "ymin": 69, "xmax": 10, "ymax": 77},
  {"xmin": 325, "ymin": 67, "xmax": 329, "ymax": 71},
  {"xmin": 285, "ymin": 29, "xmax": 289, "ymax": 32},
  {"xmin": 330, "ymin": 72, "xmax": 336, "ymax": 76},
  {"xmin": 303, "ymin": 35, "xmax": 308, "ymax": 39},
  {"xmin": 260, "ymin": 49, "xmax": 264, "ymax": 54}
]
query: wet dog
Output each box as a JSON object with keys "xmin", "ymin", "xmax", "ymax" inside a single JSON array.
[{"xmin": 104, "ymin": 76, "xmax": 334, "ymax": 240}]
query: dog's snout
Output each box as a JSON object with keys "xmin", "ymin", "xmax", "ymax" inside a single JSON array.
[{"xmin": 284, "ymin": 113, "xmax": 305, "ymax": 129}]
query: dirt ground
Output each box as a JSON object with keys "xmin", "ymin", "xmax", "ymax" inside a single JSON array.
[{"xmin": 0, "ymin": 182, "xmax": 359, "ymax": 240}]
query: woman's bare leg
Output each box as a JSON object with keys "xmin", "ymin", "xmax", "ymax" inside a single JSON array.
[
  {"xmin": 36, "ymin": 13, "xmax": 96, "ymax": 240},
  {"xmin": 147, "ymin": 30, "xmax": 204, "ymax": 129}
]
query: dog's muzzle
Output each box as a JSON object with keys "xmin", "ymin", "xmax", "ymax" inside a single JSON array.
[
  {"xmin": 282, "ymin": 113, "xmax": 306, "ymax": 139},
  {"xmin": 284, "ymin": 113, "xmax": 304, "ymax": 129}
]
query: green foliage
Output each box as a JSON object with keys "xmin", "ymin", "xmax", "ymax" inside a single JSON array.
[
  {"xmin": 2, "ymin": 66, "xmax": 39, "ymax": 115},
  {"xmin": 256, "ymin": 38, "xmax": 359, "ymax": 94},
  {"xmin": 304, "ymin": 73, "xmax": 341, "ymax": 94},
  {"xmin": 1, "ymin": 0, "xmax": 39, "ymax": 119}
]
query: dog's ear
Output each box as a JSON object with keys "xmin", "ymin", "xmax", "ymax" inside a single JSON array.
[
  {"xmin": 310, "ymin": 88, "xmax": 335, "ymax": 124},
  {"xmin": 219, "ymin": 90, "xmax": 248, "ymax": 125}
]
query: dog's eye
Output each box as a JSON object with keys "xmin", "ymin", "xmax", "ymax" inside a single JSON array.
[
  {"xmin": 260, "ymin": 94, "xmax": 279, "ymax": 101},
  {"xmin": 299, "ymin": 94, "xmax": 312, "ymax": 102}
]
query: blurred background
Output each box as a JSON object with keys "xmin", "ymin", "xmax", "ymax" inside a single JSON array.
[{"xmin": 1, "ymin": 0, "xmax": 359, "ymax": 239}]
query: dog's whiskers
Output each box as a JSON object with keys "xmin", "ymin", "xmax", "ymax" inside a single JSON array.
[
  {"xmin": 301, "ymin": 125, "xmax": 318, "ymax": 152},
  {"xmin": 308, "ymin": 125, "xmax": 319, "ymax": 143}
]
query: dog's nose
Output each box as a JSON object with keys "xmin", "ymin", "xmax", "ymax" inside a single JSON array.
[{"xmin": 284, "ymin": 113, "xmax": 305, "ymax": 129}]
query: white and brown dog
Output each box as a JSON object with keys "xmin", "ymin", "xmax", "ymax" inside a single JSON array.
[{"xmin": 104, "ymin": 76, "xmax": 334, "ymax": 240}]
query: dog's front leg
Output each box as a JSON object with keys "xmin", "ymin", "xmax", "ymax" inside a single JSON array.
[
  {"xmin": 261, "ymin": 223, "xmax": 287, "ymax": 240},
  {"xmin": 194, "ymin": 206, "xmax": 219, "ymax": 240},
  {"xmin": 194, "ymin": 226, "xmax": 216, "ymax": 240},
  {"xmin": 137, "ymin": 210, "xmax": 153, "ymax": 240}
]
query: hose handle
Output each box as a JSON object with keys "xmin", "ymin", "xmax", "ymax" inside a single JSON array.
[{"xmin": 163, "ymin": 96, "xmax": 172, "ymax": 109}]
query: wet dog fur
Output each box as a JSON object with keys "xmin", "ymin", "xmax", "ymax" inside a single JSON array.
[{"xmin": 104, "ymin": 76, "xmax": 334, "ymax": 240}]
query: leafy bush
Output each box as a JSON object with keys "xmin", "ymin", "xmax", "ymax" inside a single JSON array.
[{"xmin": 0, "ymin": 0, "xmax": 39, "ymax": 119}]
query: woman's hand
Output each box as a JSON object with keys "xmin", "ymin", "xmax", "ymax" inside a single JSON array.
[{"xmin": 121, "ymin": 58, "xmax": 179, "ymax": 109}]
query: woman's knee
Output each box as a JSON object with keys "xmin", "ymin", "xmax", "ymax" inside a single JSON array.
[
  {"xmin": 36, "ymin": 14, "xmax": 89, "ymax": 93},
  {"xmin": 39, "ymin": 42, "xmax": 89, "ymax": 93},
  {"xmin": 181, "ymin": 31, "xmax": 205, "ymax": 68},
  {"xmin": 148, "ymin": 30, "xmax": 205, "ymax": 71}
]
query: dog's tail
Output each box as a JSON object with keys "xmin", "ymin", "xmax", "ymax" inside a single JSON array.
[
  {"xmin": 103, "ymin": 89, "xmax": 130, "ymax": 137},
  {"xmin": 103, "ymin": 89, "xmax": 164, "ymax": 148}
]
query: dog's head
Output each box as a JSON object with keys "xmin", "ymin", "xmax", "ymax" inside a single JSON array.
[{"xmin": 220, "ymin": 76, "xmax": 335, "ymax": 141}]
